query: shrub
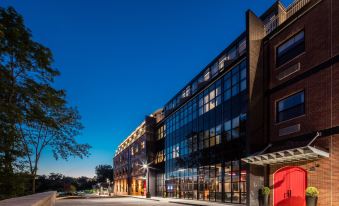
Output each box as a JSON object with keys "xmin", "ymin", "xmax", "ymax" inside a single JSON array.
[
  {"xmin": 306, "ymin": 187, "xmax": 319, "ymax": 197},
  {"xmin": 260, "ymin": 187, "xmax": 271, "ymax": 196}
]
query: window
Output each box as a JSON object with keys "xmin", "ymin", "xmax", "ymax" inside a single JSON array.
[
  {"xmin": 224, "ymin": 61, "xmax": 246, "ymax": 102},
  {"xmin": 238, "ymin": 38, "xmax": 246, "ymax": 56},
  {"xmin": 182, "ymin": 86, "xmax": 191, "ymax": 98},
  {"xmin": 203, "ymin": 69, "xmax": 210, "ymax": 81},
  {"xmin": 276, "ymin": 31, "xmax": 305, "ymax": 67},
  {"xmin": 277, "ymin": 91, "xmax": 305, "ymax": 122},
  {"xmin": 155, "ymin": 150, "xmax": 164, "ymax": 164},
  {"xmin": 157, "ymin": 125, "xmax": 166, "ymax": 140},
  {"xmin": 198, "ymin": 80, "xmax": 221, "ymax": 116},
  {"xmin": 212, "ymin": 62, "xmax": 219, "ymax": 77},
  {"xmin": 218, "ymin": 55, "xmax": 227, "ymax": 70},
  {"xmin": 192, "ymin": 81, "xmax": 198, "ymax": 94},
  {"xmin": 227, "ymin": 46, "xmax": 237, "ymax": 61}
]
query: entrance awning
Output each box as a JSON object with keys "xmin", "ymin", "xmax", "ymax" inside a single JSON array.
[
  {"xmin": 242, "ymin": 132, "xmax": 329, "ymax": 165},
  {"xmin": 242, "ymin": 145, "xmax": 329, "ymax": 165}
]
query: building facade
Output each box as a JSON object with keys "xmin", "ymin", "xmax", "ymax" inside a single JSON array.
[
  {"xmin": 113, "ymin": 111, "xmax": 162, "ymax": 196},
  {"xmin": 113, "ymin": 0, "xmax": 339, "ymax": 205}
]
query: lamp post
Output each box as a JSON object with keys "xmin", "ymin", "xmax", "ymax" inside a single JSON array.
[
  {"xmin": 106, "ymin": 178, "xmax": 111, "ymax": 196},
  {"xmin": 143, "ymin": 164, "xmax": 151, "ymax": 198}
]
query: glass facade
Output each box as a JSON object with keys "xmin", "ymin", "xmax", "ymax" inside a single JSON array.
[
  {"xmin": 163, "ymin": 36, "xmax": 247, "ymax": 115},
  {"xmin": 157, "ymin": 59, "xmax": 248, "ymax": 204}
]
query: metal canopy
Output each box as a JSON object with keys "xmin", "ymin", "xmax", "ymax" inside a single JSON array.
[{"xmin": 242, "ymin": 146, "xmax": 329, "ymax": 165}]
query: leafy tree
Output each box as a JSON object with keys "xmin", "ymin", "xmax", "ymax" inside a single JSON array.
[
  {"xmin": 0, "ymin": 6, "xmax": 58, "ymax": 197},
  {"xmin": 35, "ymin": 173, "xmax": 96, "ymax": 193},
  {"xmin": 0, "ymin": 6, "xmax": 91, "ymax": 195},
  {"xmin": 18, "ymin": 91, "xmax": 90, "ymax": 193},
  {"xmin": 95, "ymin": 164, "xmax": 113, "ymax": 183}
]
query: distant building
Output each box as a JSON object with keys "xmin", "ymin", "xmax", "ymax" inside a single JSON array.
[
  {"xmin": 113, "ymin": 110, "xmax": 162, "ymax": 196},
  {"xmin": 113, "ymin": 0, "xmax": 339, "ymax": 205}
]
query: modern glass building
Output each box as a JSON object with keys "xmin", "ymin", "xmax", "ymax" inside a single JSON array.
[
  {"xmin": 114, "ymin": 0, "xmax": 339, "ymax": 205},
  {"xmin": 158, "ymin": 41, "xmax": 248, "ymax": 204}
]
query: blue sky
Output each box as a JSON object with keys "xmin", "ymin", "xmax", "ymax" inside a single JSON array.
[{"xmin": 1, "ymin": 0, "xmax": 293, "ymax": 177}]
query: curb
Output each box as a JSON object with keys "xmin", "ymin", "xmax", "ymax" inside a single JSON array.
[
  {"xmin": 129, "ymin": 196, "xmax": 160, "ymax": 202},
  {"xmin": 169, "ymin": 201, "xmax": 206, "ymax": 206}
]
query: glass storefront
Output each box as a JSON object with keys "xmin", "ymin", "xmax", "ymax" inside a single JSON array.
[
  {"xmin": 158, "ymin": 161, "xmax": 246, "ymax": 204},
  {"xmin": 156, "ymin": 59, "xmax": 248, "ymax": 204}
]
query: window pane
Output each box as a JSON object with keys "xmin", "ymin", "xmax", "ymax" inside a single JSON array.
[
  {"xmin": 278, "ymin": 92, "xmax": 304, "ymax": 112},
  {"xmin": 232, "ymin": 85, "xmax": 239, "ymax": 96},
  {"xmin": 204, "ymin": 104, "xmax": 209, "ymax": 113},
  {"xmin": 276, "ymin": 31, "xmax": 305, "ymax": 66},
  {"xmin": 240, "ymin": 80, "xmax": 247, "ymax": 91},
  {"xmin": 278, "ymin": 104, "xmax": 304, "ymax": 122},
  {"xmin": 212, "ymin": 63, "xmax": 219, "ymax": 76},
  {"xmin": 224, "ymin": 90, "xmax": 231, "ymax": 101},
  {"xmin": 216, "ymin": 86, "xmax": 221, "ymax": 96},
  {"xmin": 232, "ymin": 73, "xmax": 239, "ymax": 85},
  {"xmin": 224, "ymin": 120, "xmax": 231, "ymax": 131},
  {"xmin": 210, "ymin": 90, "xmax": 215, "ymax": 100},
  {"xmin": 277, "ymin": 91, "xmax": 305, "ymax": 122},
  {"xmin": 216, "ymin": 96, "xmax": 222, "ymax": 106},
  {"xmin": 240, "ymin": 68, "xmax": 246, "ymax": 80},
  {"xmin": 216, "ymin": 125, "xmax": 221, "ymax": 135},
  {"xmin": 232, "ymin": 117, "xmax": 240, "ymax": 128},
  {"xmin": 210, "ymin": 99, "xmax": 216, "ymax": 110},
  {"xmin": 224, "ymin": 79, "xmax": 231, "ymax": 89}
]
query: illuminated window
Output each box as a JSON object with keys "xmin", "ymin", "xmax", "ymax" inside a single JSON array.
[{"xmin": 198, "ymin": 80, "xmax": 221, "ymax": 116}]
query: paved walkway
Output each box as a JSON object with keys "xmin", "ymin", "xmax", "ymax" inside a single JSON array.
[
  {"xmin": 56, "ymin": 197, "xmax": 240, "ymax": 206},
  {"xmin": 128, "ymin": 195, "xmax": 239, "ymax": 206}
]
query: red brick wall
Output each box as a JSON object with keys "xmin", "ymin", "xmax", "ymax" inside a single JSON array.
[
  {"xmin": 265, "ymin": 0, "xmax": 338, "ymax": 142},
  {"xmin": 268, "ymin": 68, "xmax": 332, "ymax": 142},
  {"xmin": 267, "ymin": 135, "xmax": 339, "ymax": 206},
  {"xmin": 266, "ymin": 0, "xmax": 331, "ymax": 89},
  {"xmin": 333, "ymin": 0, "xmax": 339, "ymax": 56},
  {"xmin": 263, "ymin": 0, "xmax": 339, "ymax": 205}
]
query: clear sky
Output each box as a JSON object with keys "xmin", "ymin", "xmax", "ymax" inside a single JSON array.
[{"xmin": 0, "ymin": 0, "xmax": 293, "ymax": 177}]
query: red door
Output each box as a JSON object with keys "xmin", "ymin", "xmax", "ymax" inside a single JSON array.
[{"xmin": 274, "ymin": 166, "xmax": 307, "ymax": 206}]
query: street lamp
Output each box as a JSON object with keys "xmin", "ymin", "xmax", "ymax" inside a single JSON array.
[
  {"xmin": 142, "ymin": 163, "xmax": 151, "ymax": 198},
  {"xmin": 106, "ymin": 178, "xmax": 111, "ymax": 196}
]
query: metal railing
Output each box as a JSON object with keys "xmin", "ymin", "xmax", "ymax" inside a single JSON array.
[
  {"xmin": 286, "ymin": 0, "xmax": 311, "ymax": 18},
  {"xmin": 264, "ymin": 15, "xmax": 280, "ymax": 34},
  {"xmin": 264, "ymin": 0, "xmax": 311, "ymax": 34}
]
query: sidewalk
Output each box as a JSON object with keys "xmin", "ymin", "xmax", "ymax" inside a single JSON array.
[{"xmin": 128, "ymin": 195, "xmax": 240, "ymax": 206}]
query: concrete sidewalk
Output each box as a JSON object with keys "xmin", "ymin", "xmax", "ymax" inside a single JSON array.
[{"xmin": 128, "ymin": 195, "xmax": 240, "ymax": 206}]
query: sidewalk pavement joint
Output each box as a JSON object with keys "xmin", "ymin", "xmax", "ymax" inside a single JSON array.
[{"xmin": 125, "ymin": 195, "xmax": 239, "ymax": 206}]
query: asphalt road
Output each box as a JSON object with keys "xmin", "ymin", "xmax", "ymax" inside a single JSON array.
[{"xmin": 56, "ymin": 197, "xmax": 183, "ymax": 206}]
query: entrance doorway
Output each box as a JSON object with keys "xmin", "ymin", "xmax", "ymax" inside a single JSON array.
[{"xmin": 273, "ymin": 166, "xmax": 307, "ymax": 206}]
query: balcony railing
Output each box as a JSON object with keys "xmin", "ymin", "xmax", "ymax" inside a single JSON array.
[
  {"xmin": 286, "ymin": 0, "xmax": 311, "ymax": 18},
  {"xmin": 264, "ymin": 15, "xmax": 280, "ymax": 34},
  {"xmin": 264, "ymin": 0, "xmax": 311, "ymax": 34}
]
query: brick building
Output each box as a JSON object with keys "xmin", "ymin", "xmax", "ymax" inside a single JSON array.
[
  {"xmin": 113, "ymin": 110, "xmax": 163, "ymax": 196},
  {"xmin": 113, "ymin": 0, "xmax": 339, "ymax": 205},
  {"xmin": 242, "ymin": 0, "xmax": 339, "ymax": 205}
]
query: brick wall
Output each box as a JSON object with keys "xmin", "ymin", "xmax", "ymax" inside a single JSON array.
[
  {"xmin": 267, "ymin": 135, "xmax": 339, "ymax": 206},
  {"xmin": 264, "ymin": 0, "xmax": 337, "ymax": 142},
  {"xmin": 262, "ymin": 0, "xmax": 339, "ymax": 205}
]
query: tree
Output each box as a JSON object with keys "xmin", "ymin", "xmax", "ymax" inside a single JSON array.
[
  {"xmin": 35, "ymin": 173, "xmax": 96, "ymax": 193},
  {"xmin": 18, "ymin": 85, "xmax": 90, "ymax": 193},
  {"xmin": 95, "ymin": 165, "xmax": 113, "ymax": 183},
  {"xmin": 0, "ymin": 6, "xmax": 91, "ymax": 195},
  {"xmin": 0, "ymin": 6, "xmax": 58, "ymax": 197}
]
